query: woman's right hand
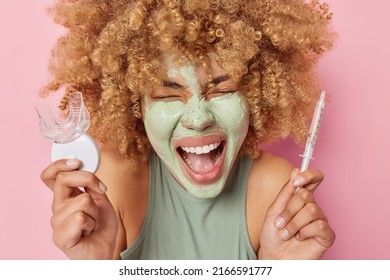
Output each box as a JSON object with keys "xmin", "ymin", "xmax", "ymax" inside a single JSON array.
[{"xmin": 41, "ymin": 159, "xmax": 118, "ymax": 259}]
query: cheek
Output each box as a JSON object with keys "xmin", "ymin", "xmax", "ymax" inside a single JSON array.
[
  {"xmin": 209, "ymin": 94, "xmax": 249, "ymax": 137},
  {"xmin": 143, "ymin": 102, "xmax": 182, "ymax": 140}
]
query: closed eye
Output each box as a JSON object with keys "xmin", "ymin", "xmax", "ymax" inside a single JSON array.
[
  {"xmin": 154, "ymin": 95, "xmax": 182, "ymax": 100},
  {"xmin": 204, "ymin": 75, "xmax": 238, "ymax": 100},
  {"xmin": 152, "ymin": 81, "xmax": 185, "ymax": 101},
  {"xmin": 205, "ymin": 90, "xmax": 237, "ymax": 100}
]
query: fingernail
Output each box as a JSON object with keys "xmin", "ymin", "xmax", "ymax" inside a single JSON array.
[
  {"xmin": 293, "ymin": 176, "xmax": 304, "ymax": 187},
  {"xmin": 66, "ymin": 159, "xmax": 78, "ymax": 166},
  {"xmin": 296, "ymin": 233, "xmax": 300, "ymax": 240},
  {"xmin": 98, "ymin": 182, "xmax": 107, "ymax": 193},
  {"xmin": 279, "ymin": 229, "xmax": 289, "ymax": 240},
  {"xmin": 274, "ymin": 217, "xmax": 285, "ymax": 229}
]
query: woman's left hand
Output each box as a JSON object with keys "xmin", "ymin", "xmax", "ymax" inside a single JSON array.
[{"xmin": 258, "ymin": 168, "xmax": 335, "ymax": 259}]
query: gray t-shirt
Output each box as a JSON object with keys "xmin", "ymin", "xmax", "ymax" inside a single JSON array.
[{"xmin": 120, "ymin": 153, "xmax": 256, "ymax": 260}]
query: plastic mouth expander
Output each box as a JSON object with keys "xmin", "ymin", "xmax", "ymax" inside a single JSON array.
[{"xmin": 35, "ymin": 92, "xmax": 100, "ymax": 173}]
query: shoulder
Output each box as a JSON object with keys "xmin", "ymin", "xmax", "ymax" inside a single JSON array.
[
  {"xmin": 245, "ymin": 151, "xmax": 294, "ymax": 251},
  {"xmin": 248, "ymin": 151, "xmax": 294, "ymax": 199},
  {"xmin": 96, "ymin": 152, "xmax": 149, "ymax": 208}
]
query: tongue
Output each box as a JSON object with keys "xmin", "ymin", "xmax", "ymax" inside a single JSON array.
[{"xmin": 184, "ymin": 152, "xmax": 217, "ymax": 174}]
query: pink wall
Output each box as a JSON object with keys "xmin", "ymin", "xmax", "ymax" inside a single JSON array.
[{"xmin": 0, "ymin": 0, "xmax": 389, "ymax": 259}]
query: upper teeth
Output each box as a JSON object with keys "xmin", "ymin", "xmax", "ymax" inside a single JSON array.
[{"xmin": 180, "ymin": 142, "xmax": 221, "ymax": 155}]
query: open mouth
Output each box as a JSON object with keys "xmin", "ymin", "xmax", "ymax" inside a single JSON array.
[{"xmin": 176, "ymin": 140, "xmax": 226, "ymax": 183}]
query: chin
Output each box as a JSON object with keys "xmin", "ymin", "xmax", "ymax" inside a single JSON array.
[{"xmin": 184, "ymin": 179, "xmax": 226, "ymax": 198}]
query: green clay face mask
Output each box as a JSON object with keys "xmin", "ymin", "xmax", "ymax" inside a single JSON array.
[{"xmin": 143, "ymin": 57, "xmax": 249, "ymax": 198}]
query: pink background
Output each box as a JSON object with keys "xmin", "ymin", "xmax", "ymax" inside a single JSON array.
[{"xmin": 1, "ymin": 0, "xmax": 389, "ymax": 259}]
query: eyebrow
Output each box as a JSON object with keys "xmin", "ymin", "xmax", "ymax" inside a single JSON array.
[
  {"xmin": 209, "ymin": 75, "xmax": 230, "ymax": 85},
  {"xmin": 162, "ymin": 80, "xmax": 184, "ymax": 89}
]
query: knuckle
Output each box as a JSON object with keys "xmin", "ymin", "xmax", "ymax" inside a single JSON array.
[
  {"xmin": 330, "ymin": 228, "xmax": 336, "ymax": 244},
  {"xmin": 311, "ymin": 169, "xmax": 324, "ymax": 183},
  {"xmin": 56, "ymin": 171, "xmax": 67, "ymax": 183},
  {"xmin": 52, "ymin": 232, "xmax": 60, "ymax": 248},
  {"xmin": 52, "ymin": 229, "xmax": 65, "ymax": 249},
  {"xmin": 40, "ymin": 169, "xmax": 49, "ymax": 182},
  {"xmin": 74, "ymin": 211, "xmax": 87, "ymax": 226},
  {"xmin": 51, "ymin": 200, "xmax": 60, "ymax": 214},
  {"xmin": 317, "ymin": 170, "xmax": 325, "ymax": 181},
  {"xmin": 299, "ymin": 190, "xmax": 309, "ymax": 200},
  {"xmin": 78, "ymin": 193, "xmax": 93, "ymax": 208},
  {"xmin": 307, "ymin": 203, "xmax": 320, "ymax": 216},
  {"xmin": 299, "ymin": 189, "xmax": 312, "ymax": 202},
  {"xmin": 50, "ymin": 215, "xmax": 57, "ymax": 229},
  {"xmin": 317, "ymin": 220, "xmax": 328, "ymax": 231},
  {"xmin": 84, "ymin": 173, "xmax": 98, "ymax": 187},
  {"xmin": 41, "ymin": 161, "xmax": 63, "ymax": 182}
]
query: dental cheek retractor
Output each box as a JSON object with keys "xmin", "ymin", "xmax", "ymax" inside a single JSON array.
[{"xmin": 35, "ymin": 92, "xmax": 100, "ymax": 173}]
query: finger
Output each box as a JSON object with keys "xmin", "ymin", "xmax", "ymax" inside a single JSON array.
[
  {"xmin": 279, "ymin": 202, "xmax": 327, "ymax": 240},
  {"xmin": 84, "ymin": 182, "xmax": 108, "ymax": 203},
  {"xmin": 267, "ymin": 168, "xmax": 300, "ymax": 216},
  {"xmin": 41, "ymin": 159, "xmax": 81, "ymax": 191},
  {"xmin": 274, "ymin": 188, "xmax": 316, "ymax": 230},
  {"xmin": 296, "ymin": 220, "xmax": 335, "ymax": 248},
  {"xmin": 52, "ymin": 211, "xmax": 96, "ymax": 250},
  {"xmin": 52, "ymin": 171, "xmax": 107, "ymax": 212},
  {"xmin": 292, "ymin": 169, "xmax": 324, "ymax": 192},
  {"xmin": 51, "ymin": 192, "xmax": 99, "ymax": 231}
]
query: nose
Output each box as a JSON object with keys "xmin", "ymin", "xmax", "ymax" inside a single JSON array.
[{"xmin": 181, "ymin": 99, "xmax": 214, "ymax": 131}]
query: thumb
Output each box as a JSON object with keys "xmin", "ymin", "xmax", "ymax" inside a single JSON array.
[{"xmin": 266, "ymin": 168, "xmax": 300, "ymax": 217}]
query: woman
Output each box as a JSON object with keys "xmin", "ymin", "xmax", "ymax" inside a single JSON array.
[{"xmin": 40, "ymin": 0, "xmax": 335, "ymax": 259}]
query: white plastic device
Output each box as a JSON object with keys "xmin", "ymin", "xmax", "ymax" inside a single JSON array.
[{"xmin": 35, "ymin": 92, "xmax": 100, "ymax": 173}]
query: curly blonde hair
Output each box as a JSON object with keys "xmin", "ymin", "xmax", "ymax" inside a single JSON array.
[{"xmin": 42, "ymin": 0, "xmax": 334, "ymax": 160}]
